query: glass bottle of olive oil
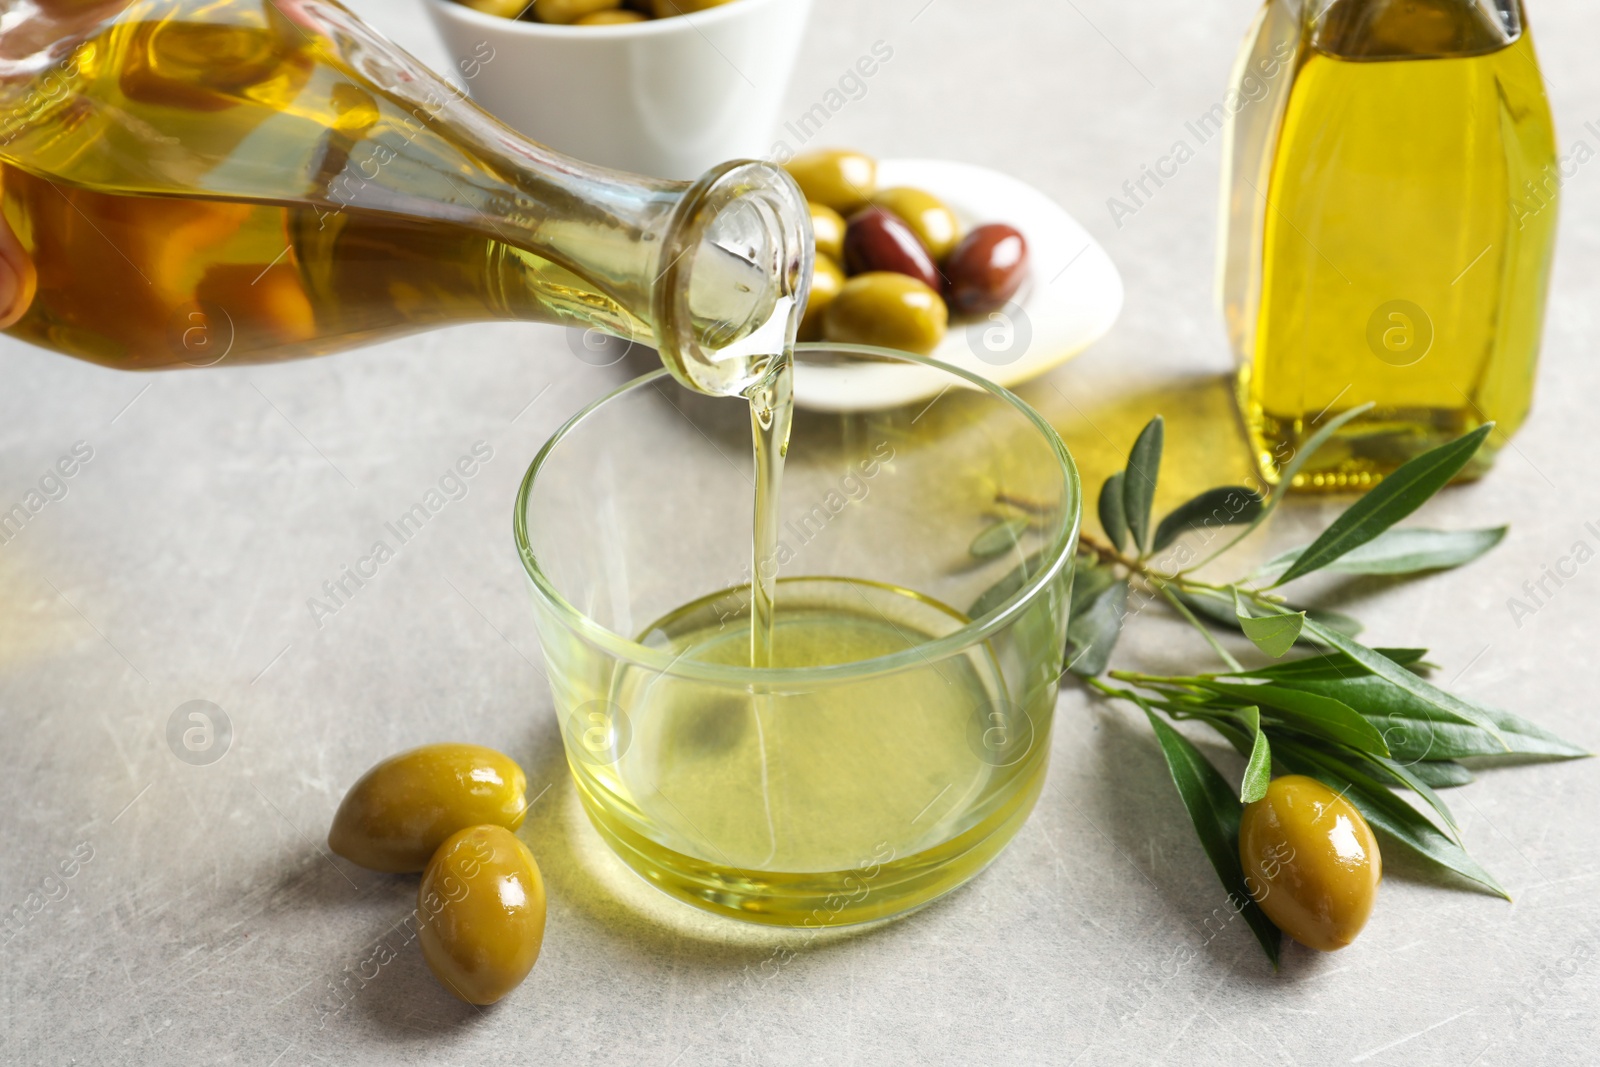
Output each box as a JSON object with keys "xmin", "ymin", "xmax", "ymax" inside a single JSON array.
[
  {"xmin": 0, "ymin": 0, "xmax": 809, "ymax": 399},
  {"xmin": 1219, "ymin": 0, "xmax": 1558, "ymax": 489}
]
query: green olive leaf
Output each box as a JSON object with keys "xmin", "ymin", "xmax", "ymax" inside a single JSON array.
[
  {"xmin": 1239, "ymin": 706, "xmax": 1272, "ymax": 804},
  {"xmin": 1153, "ymin": 486, "xmax": 1264, "ymax": 553},
  {"xmin": 1066, "ymin": 579, "xmax": 1129, "ymax": 676},
  {"xmin": 1407, "ymin": 760, "xmax": 1474, "ymax": 789},
  {"xmin": 1122, "ymin": 417, "xmax": 1164, "ymax": 554},
  {"xmin": 1272, "ymin": 737, "xmax": 1508, "ymax": 899},
  {"xmin": 1099, "ymin": 472, "xmax": 1129, "ymax": 552},
  {"xmin": 1203, "ymin": 681, "xmax": 1390, "ymax": 758},
  {"xmin": 967, "ymin": 550, "xmax": 1044, "ymax": 620},
  {"xmin": 1267, "ymin": 675, "xmax": 1587, "ymax": 761},
  {"xmin": 1070, "ymin": 555, "xmax": 1118, "ymax": 617},
  {"xmin": 1272, "ymin": 424, "xmax": 1495, "ymax": 586},
  {"xmin": 1140, "ymin": 706, "xmax": 1282, "ymax": 967},
  {"xmin": 969, "ymin": 517, "xmax": 1030, "ymax": 560},
  {"xmin": 1369, "ymin": 752, "xmax": 1461, "ymax": 835},
  {"xmin": 1297, "ymin": 616, "xmax": 1509, "ymax": 748},
  {"xmin": 1239, "ymin": 610, "xmax": 1305, "ymax": 659},
  {"xmin": 1231, "ymin": 648, "xmax": 1429, "ymax": 682},
  {"xmin": 1254, "ymin": 526, "xmax": 1507, "ymax": 581},
  {"xmin": 1175, "ymin": 587, "xmax": 1360, "ymax": 648}
]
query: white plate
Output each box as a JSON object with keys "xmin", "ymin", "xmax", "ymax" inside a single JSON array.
[{"xmin": 794, "ymin": 158, "xmax": 1123, "ymax": 412}]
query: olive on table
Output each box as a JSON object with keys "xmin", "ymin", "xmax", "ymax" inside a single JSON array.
[
  {"xmin": 418, "ymin": 825, "xmax": 547, "ymax": 1005},
  {"xmin": 944, "ymin": 223, "xmax": 1030, "ymax": 316},
  {"xmin": 575, "ymin": 8, "xmax": 648, "ymax": 21},
  {"xmin": 1239, "ymin": 774, "xmax": 1381, "ymax": 952},
  {"xmin": 822, "ymin": 271, "xmax": 948, "ymax": 356},
  {"xmin": 784, "ymin": 149, "xmax": 877, "ymax": 215},
  {"xmin": 870, "ymin": 187, "xmax": 962, "ymax": 261},
  {"xmin": 842, "ymin": 207, "xmax": 942, "ymax": 292},
  {"xmin": 809, "ymin": 202, "xmax": 846, "ymax": 262},
  {"xmin": 328, "ymin": 743, "xmax": 527, "ymax": 873},
  {"xmin": 532, "ymin": 0, "xmax": 622, "ymax": 22},
  {"xmin": 799, "ymin": 254, "xmax": 845, "ymax": 342}
]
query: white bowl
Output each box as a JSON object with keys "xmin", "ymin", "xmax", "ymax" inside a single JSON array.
[
  {"xmin": 425, "ymin": 0, "xmax": 812, "ymax": 180},
  {"xmin": 794, "ymin": 158, "xmax": 1124, "ymax": 412}
]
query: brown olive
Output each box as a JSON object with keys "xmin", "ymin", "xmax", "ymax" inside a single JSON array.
[
  {"xmin": 799, "ymin": 254, "xmax": 845, "ymax": 342},
  {"xmin": 870, "ymin": 187, "xmax": 962, "ymax": 261},
  {"xmin": 809, "ymin": 202, "xmax": 846, "ymax": 263},
  {"xmin": 842, "ymin": 208, "xmax": 941, "ymax": 292},
  {"xmin": 1239, "ymin": 775, "xmax": 1381, "ymax": 952},
  {"xmin": 328, "ymin": 743, "xmax": 527, "ymax": 873},
  {"xmin": 418, "ymin": 825, "xmax": 547, "ymax": 1005},
  {"xmin": 532, "ymin": 0, "xmax": 622, "ymax": 23},
  {"xmin": 944, "ymin": 223, "xmax": 1029, "ymax": 316},
  {"xmin": 822, "ymin": 272, "xmax": 948, "ymax": 356},
  {"xmin": 575, "ymin": 8, "xmax": 648, "ymax": 21},
  {"xmin": 784, "ymin": 149, "xmax": 876, "ymax": 215}
]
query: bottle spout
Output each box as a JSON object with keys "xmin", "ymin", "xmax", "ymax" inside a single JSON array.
[{"xmin": 652, "ymin": 160, "xmax": 813, "ymax": 398}]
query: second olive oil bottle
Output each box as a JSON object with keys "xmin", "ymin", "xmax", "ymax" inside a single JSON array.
[{"xmin": 1219, "ymin": 0, "xmax": 1559, "ymax": 490}]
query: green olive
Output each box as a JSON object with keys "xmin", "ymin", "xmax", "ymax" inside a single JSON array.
[
  {"xmin": 809, "ymin": 202, "xmax": 846, "ymax": 263},
  {"xmin": 822, "ymin": 271, "xmax": 948, "ymax": 356},
  {"xmin": 784, "ymin": 149, "xmax": 876, "ymax": 215},
  {"xmin": 575, "ymin": 8, "xmax": 648, "ymax": 22},
  {"xmin": 870, "ymin": 187, "xmax": 962, "ymax": 261},
  {"xmin": 418, "ymin": 825, "xmax": 547, "ymax": 1005},
  {"xmin": 799, "ymin": 254, "xmax": 845, "ymax": 342},
  {"xmin": 1239, "ymin": 775, "xmax": 1381, "ymax": 952},
  {"xmin": 328, "ymin": 743, "xmax": 527, "ymax": 873},
  {"xmin": 533, "ymin": 0, "xmax": 622, "ymax": 23}
]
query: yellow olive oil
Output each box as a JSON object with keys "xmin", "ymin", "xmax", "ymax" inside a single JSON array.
[
  {"xmin": 0, "ymin": 1, "xmax": 661, "ymax": 368},
  {"xmin": 1222, "ymin": 0, "xmax": 1558, "ymax": 489},
  {"xmin": 561, "ymin": 577, "xmax": 1050, "ymax": 926}
]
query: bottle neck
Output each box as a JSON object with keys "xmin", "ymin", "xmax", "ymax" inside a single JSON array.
[
  {"xmin": 1309, "ymin": 0, "xmax": 1522, "ymax": 59},
  {"xmin": 280, "ymin": 0, "xmax": 812, "ymax": 398}
]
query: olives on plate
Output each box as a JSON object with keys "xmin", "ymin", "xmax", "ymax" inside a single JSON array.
[
  {"xmin": 945, "ymin": 223, "xmax": 1029, "ymax": 316},
  {"xmin": 843, "ymin": 207, "xmax": 942, "ymax": 292},
  {"xmin": 418, "ymin": 825, "xmax": 547, "ymax": 1005},
  {"xmin": 870, "ymin": 186, "xmax": 962, "ymax": 261},
  {"xmin": 784, "ymin": 149, "xmax": 877, "ymax": 214},
  {"xmin": 800, "ymin": 254, "xmax": 845, "ymax": 342},
  {"xmin": 792, "ymin": 148, "xmax": 1031, "ymax": 359},
  {"xmin": 824, "ymin": 272, "xmax": 948, "ymax": 356},
  {"xmin": 1239, "ymin": 775, "xmax": 1381, "ymax": 952},
  {"xmin": 328, "ymin": 743, "xmax": 527, "ymax": 873},
  {"xmin": 809, "ymin": 202, "xmax": 846, "ymax": 262}
]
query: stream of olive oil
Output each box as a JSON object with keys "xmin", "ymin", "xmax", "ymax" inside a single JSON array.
[{"xmin": 1237, "ymin": 0, "xmax": 1557, "ymax": 489}]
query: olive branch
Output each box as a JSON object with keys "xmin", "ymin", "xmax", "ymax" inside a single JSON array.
[{"xmin": 974, "ymin": 406, "xmax": 1586, "ymax": 967}]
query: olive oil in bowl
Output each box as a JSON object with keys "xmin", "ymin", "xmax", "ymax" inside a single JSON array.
[
  {"xmin": 575, "ymin": 578, "xmax": 1052, "ymax": 926},
  {"xmin": 519, "ymin": 347, "xmax": 1079, "ymax": 926}
]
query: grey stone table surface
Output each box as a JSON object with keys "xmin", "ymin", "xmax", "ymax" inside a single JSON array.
[{"xmin": 3, "ymin": 0, "xmax": 1598, "ymax": 1064}]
